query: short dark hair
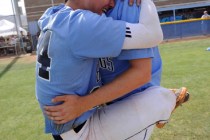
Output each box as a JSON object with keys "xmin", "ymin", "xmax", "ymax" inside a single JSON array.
[{"xmin": 65, "ymin": 0, "xmax": 68, "ymax": 3}]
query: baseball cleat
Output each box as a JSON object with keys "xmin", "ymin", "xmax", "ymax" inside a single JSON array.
[
  {"xmin": 171, "ymin": 87, "xmax": 190, "ymax": 110},
  {"xmin": 156, "ymin": 87, "xmax": 190, "ymax": 128}
]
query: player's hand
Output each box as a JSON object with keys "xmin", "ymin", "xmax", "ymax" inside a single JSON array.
[
  {"xmin": 44, "ymin": 95, "xmax": 87, "ymax": 124},
  {"xmin": 126, "ymin": 0, "xmax": 141, "ymax": 6}
]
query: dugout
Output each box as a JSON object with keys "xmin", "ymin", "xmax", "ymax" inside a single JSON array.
[{"xmin": 157, "ymin": 1, "xmax": 210, "ymax": 23}]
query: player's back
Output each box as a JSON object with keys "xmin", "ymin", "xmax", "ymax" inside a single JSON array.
[
  {"xmin": 35, "ymin": 4, "xmax": 125, "ymax": 135},
  {"xmin": 35, "ymin": 4, "xmax": 98, "ymax": 135}
]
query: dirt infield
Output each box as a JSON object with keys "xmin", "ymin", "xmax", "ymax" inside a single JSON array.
[{"xmin": 0, "ymin": 54, "xmax": 36, "ymax": 64}]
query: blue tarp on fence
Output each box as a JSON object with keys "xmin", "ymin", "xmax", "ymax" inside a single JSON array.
[{"xmin": 161, "ymin": 19, "xmax": 210, "ymax": 40}]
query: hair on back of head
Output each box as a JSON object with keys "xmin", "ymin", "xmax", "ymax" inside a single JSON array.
[{"xmin": 65, "ymin": 0, "xmax": 68, "ymax": 3}]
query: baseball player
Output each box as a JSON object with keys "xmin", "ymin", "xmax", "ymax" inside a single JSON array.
[
  {"xmin": 99, "ymin": 0, "xmax": 189, "ymax": 135},
  {"xmin": 44, "ymin": 0, "xmax": 189, "ymax": 140},
  {"xmin": 36, "ymin": 0, "xmax": 163, "ymax": 138}
]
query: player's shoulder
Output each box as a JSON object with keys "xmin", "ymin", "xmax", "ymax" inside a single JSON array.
[
  {"xmin": 72, "ymin": 10, "xmax": 112, "ymax": 26},
  {"xmin": 66, "ymin": 10, "xmax": 122, "ymax": 35}
]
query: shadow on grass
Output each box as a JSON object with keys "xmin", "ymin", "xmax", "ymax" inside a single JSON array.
[{"xmin": 0, "ymin": 57, "xmax": 20, "ymax": 79}]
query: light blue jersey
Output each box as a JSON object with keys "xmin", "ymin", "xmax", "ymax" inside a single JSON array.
[
  {"xmin": 99, "ymin": 0, "xmax": 162, "ymax": 101},
  {"xmin": 36, "ymin": 4, "xmax": 126, "ymax": 135}
]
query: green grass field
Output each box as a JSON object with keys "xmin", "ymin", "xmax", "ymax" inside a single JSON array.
[{"xmin": 0, "ymin": 38, "xmax": 210, "ymax": 140}]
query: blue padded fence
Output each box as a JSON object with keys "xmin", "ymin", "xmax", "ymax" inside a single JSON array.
[{"xmin": 161, "ymin": 19, "xmax": 210, "ymax": 40}]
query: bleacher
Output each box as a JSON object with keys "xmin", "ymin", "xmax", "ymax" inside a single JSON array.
[{"xmin": 155, "ymin": 0, "xmax": 210, "ymax": 22}]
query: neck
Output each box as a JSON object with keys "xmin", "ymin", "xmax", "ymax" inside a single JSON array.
[{"xmin": 66, "ymin": 0, "xmax": 86, "ymax": 10}]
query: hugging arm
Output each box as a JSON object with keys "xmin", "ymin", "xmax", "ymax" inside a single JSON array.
[
  {"xmin": 45, "ymin": 58, "xmax": 152, "ymax": 124},
  {"xmin": 122, "ymin": 0, "xmax": 163, "ymax": 50}
]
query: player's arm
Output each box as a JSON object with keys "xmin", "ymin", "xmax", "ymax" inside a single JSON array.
[
  {"xmin": 44, "ymin": 58, "xmax": 151, "ymax": 124},
  {"xmin": 122, "ymin": 0, "xmax": 163, "ymax": 50},
  {"xmin": 82, "ymin": 58, "xmax": 151, "ymax": 107},
  {"xmin": 71, "ymin": 0, "xmax": 162, "ymax": 58}
]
